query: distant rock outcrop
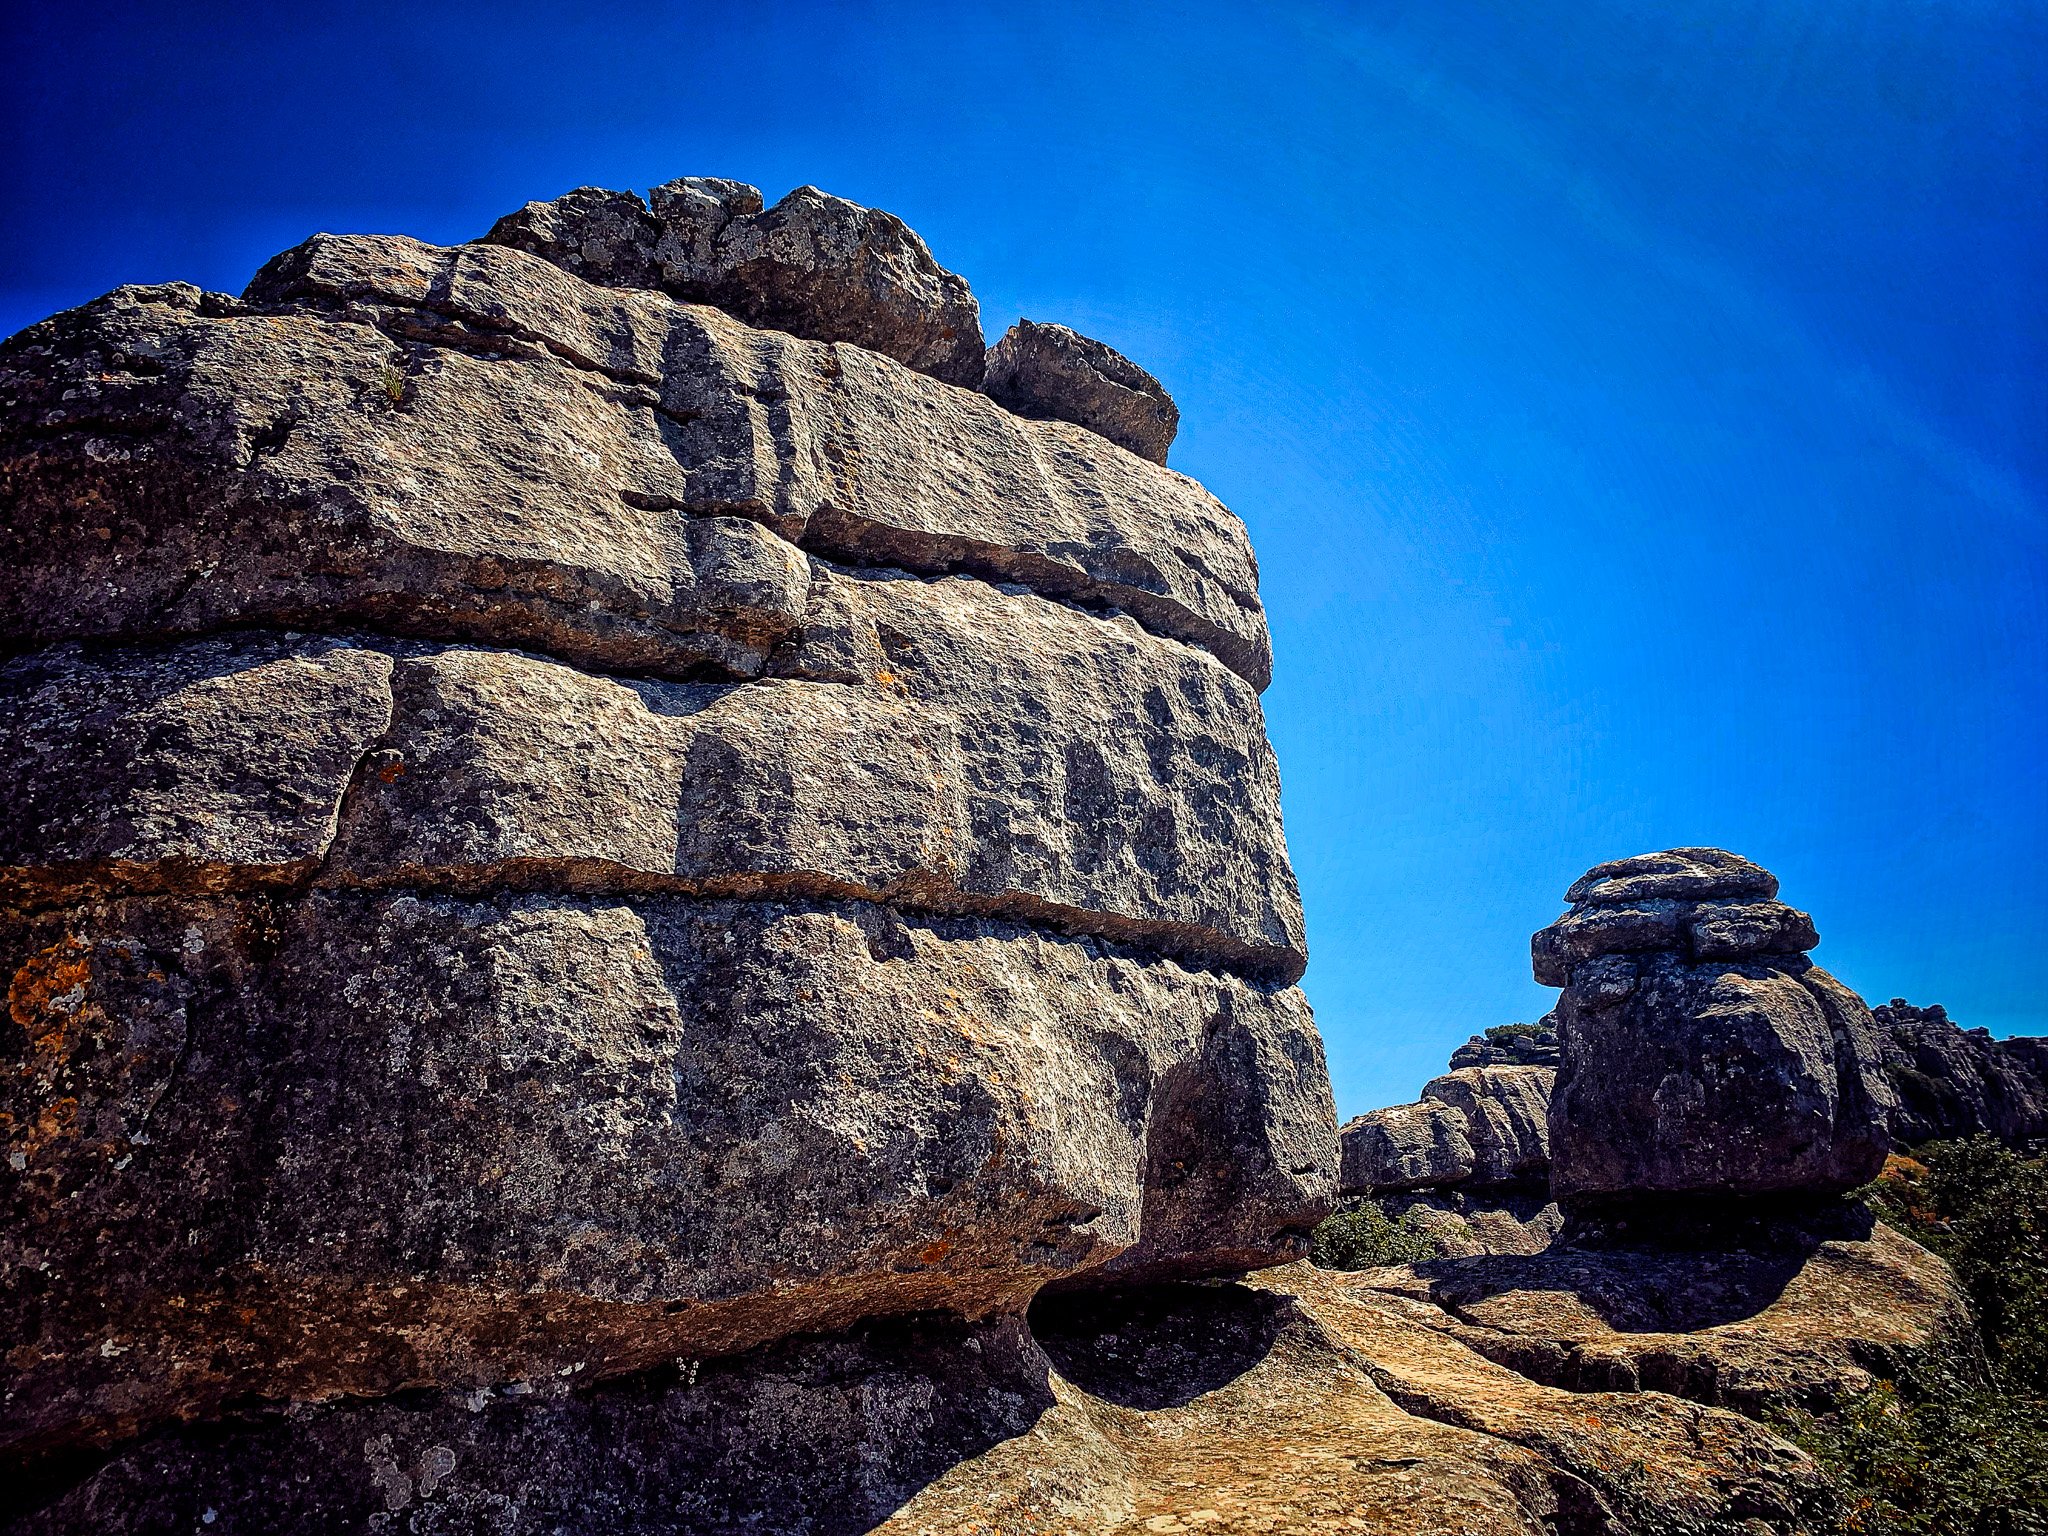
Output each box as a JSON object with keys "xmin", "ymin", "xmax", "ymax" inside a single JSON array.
[
  {"xmin": 1449, "ymin": 1020, "xmax": 1561, "ymax": 1069},
  {"xmin": 1535, "ymin": 848, "xmax": 1896, "ymax": 1212},
  {"xmin": 1875, "ymin": 999, "xmax": 2048, "ymax": 1147},
  {"xmin": 982, "ymin": 319, "xmax": 1179, "ymax": 464}
]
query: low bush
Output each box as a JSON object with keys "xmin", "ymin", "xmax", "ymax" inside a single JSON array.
[
  {"xmin": 1782, "ymin": 1138, "xmax": 2048, "ymax": 1534},
  {"xmin": 1308, "ymin": 1197, "xmax": 1441, "ymax": 1269}
]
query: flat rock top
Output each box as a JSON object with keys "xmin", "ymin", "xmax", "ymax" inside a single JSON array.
[
  {"xmin": 893, "ymin": 1227, "xmax": 1961, "ymax": 1532},
  {"xmin": 1565, "ymin": 846, "xmax": 1778, "ymax": 906}
]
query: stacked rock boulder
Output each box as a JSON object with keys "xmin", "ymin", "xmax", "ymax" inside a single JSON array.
[
  {"xmin": 1534, "ymin": 848, "xmax": 1895, "ymax": 1215},
  {"xmin": 1448, "ymin": 1020, "xmax": 1560, "ymax": 1069},
  {"xmin": 0, "ymin": 178, "xmax": 1338, "ymax": 1523}
]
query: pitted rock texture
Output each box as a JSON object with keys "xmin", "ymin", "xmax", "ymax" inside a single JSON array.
[
  {"xmin": 485, "ymin": 177, "xmax": 986, "ymax": 387},
  {"xmin": 982, "ymin": 319, "xmax": 1179, "ymax": 464},
  {"xmin": 1873, "ymin": 999, "xmax": 2048, "ymax": 1147},
  {"xmin": 0, "ymin": 191, "xmax": 1336, "ymax": 1493},
  {"xmin": 1535, "ymin": 849, "xmax": 1895, "ymax": 1209},
  {"xmin": 1350, "ymin": 1214, "xmax": 1970, "ymax": 1418},
  {"xmin": 4, "ymin": 234, "xmax": 1272, "ymax": 688},
  {"xmin": 1339, "ymin": 1066, "xmax": 1552, "ymax": 1197},
  {"xmin": 1449, "ymin": 1022, "xmax": 1560, "ymax": 1069},
  {"xmin": 17, "ymin": 1264, "xmax": 1938, "ymax": 1535}
]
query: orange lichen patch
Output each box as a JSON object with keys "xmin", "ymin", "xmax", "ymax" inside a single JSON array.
[
  {"xmin": 9, "ymin": 938, "xmax": 97, "ymax": 1073},
  {"xmin": 918, "ymin": 1239, "xmax": 954, "ymax": 1266}
]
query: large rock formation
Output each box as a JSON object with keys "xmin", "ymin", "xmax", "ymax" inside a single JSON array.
[
  {"xmin": 1449, "ymin": 1020, "xmax": 1560, "ymax": 1069},
  {"xmin": 0, "ymin": 182, "xmax": 1338, "ymax": 1515},
  {"xmin": 1874, "ymin": 999, "xmax": 2048, "ymax": 1148},
  {"xmin": 1340, "ymin": 1067, "xmax": 1552, "ymax": 1196},
  {"xmin": 0, "ymin": 183, "xmax": 1990, "ymax": 1534},
  {"xmin": 1534, "ymin": 849, "xmax": 1896, "ymax": 1213}
]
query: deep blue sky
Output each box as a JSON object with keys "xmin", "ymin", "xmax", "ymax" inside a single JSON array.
[{"xmin": 7, "ymin": 2, "xmax": 2044, "ymax": 1116}]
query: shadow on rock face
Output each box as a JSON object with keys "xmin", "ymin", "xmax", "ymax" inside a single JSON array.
[
  {"xmin": 1027, "ymin": 1282, "xmax": 1288, "ymax": 1409},
  {"xmin": 5, "ymin": 1313, "xmax": 1057, "ymax": 1536},
  {"xmin": 1406, "ymin": 1198, "xmax": 1876, "ymax": 1336}
]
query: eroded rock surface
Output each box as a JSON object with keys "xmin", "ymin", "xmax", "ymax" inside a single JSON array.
[
  {"xmin": 1339, "ymin": 1067, "xmax": 1552, "ymax": 1196},
  {"xmin": 1535, "ymin": 849, "xmax": 1895, "ymax": 1209},
  {"xmin": 982, "ymin": 319, "xmax": 1179, "ymax": 464},
  {"xmin": 0, "ymin": 186, "xmax": 1337, "ymax": 1504},
  {"xmin": 486, "ymin": 178, "xmax": 986, "ymax": 386},
  {"xmin": 21, "ymin": 1261, "xmax": 1954, "ymax": 1535},
  {"xmin": 1874, "ymin": 998, "xmax": 2048, "ymax": 1147}
]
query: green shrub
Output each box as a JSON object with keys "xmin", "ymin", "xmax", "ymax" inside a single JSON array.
[
  {"xmin": 1309, "ymin": 1197, "xmax": 1441, "ymax": 1269},
  {"xmin": 1483, "ymin": 1021, "xmax": 1548, "ymax": 1045},
  {"xmin": 1779, "ymin": 1139, "xmax": 2048, "ymax": 1534}
]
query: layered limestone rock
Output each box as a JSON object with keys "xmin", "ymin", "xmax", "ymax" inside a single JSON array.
[
  {"xmin": 982, "ymin": 319, "xmax": 1180, "ymax": 465},
  {"xmin": 1874, "ymin": 999, "xmax": 2048, "ymax": 1147},
  {"xmin": 0, "ymin": 184, "xmax": 1338, "ymax": 1498},
  {"xmin": 24, "ymin": 1255, "xmax": 1968, "ymax": 1535},
  {"xmin": 485, "ymin": 178, "xmax": 987, "ymax": 386},
  {"xmin": 1449, "ymin": 1021, "xmax": 1560, "ymax": 1069},
  {"xmin": 1534, "ymin": 849, "xmax": 1896, "ymax": 1212},
  {"xmin": 1337, "ymin": 1061, "xmax": 1560, "ymax": 1259},
  {"xmin": 1339, "ymin": 1067, "xmax": 1552, "ymax": 1196}
]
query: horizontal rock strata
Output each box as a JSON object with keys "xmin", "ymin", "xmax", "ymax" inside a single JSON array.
[
  {"xmin": 0, "ymin": 185, "xmax": 1337, "ymax": 1501},
  {"xmin": 1535, "ymin": 849, "xmax": 1895, "ymax": 1208},
  {"xmin": 18, "ymin": 1263, "xmax": 1929, "ymax": 1535},
  {"xmin": 3, "ymin": 234, "xmax": 1271, "ymax": 688},
  {"xmin": 1339, "ymin": 1065, "xmax": 1552, "ymax": 1197}
]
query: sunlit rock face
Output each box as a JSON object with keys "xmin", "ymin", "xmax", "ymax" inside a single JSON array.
[
  {"xmin": 0, "ymin": 182, "xmax": 1337, "ymax": 1481},
  {"xmin": 1533, "ymin": 848, "xmax": 1895, "ymax": 1211}
]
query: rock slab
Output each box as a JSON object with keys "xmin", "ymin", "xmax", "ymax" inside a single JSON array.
[{"xmin": 982, "ymin": 319, "xmax": 1179, "ymax": 464}]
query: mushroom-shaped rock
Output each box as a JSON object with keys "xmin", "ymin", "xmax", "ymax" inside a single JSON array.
[
  {"xmin": 1534, "ymin": 849, "xmax": 1895, "ymax": 1212},
  {"xmin": 983, "ymin": 319, "xmax": 1180, "ymax": 464},
  {"xmin": 484, "ymin": 178, "xmax": 985, "ymax": 386}
]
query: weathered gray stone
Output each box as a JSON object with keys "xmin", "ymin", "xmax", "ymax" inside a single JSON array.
[
  {"xmin": 0, "ymin": 185, "xmax": 1341, "ymax": 1521},
  {"xmin": 1564, "ymin": 847, "xmax": 1777, "ymax": 906},
  {"xmin": 239, "ymin": 232, "xmax": 1274, "ymax": 687},
  {"xmin": 0, "ymin": 891, "xmax": 1333, "ymax": 1462},
  {"xmin": 765, "ymin": 566, "xmax": 1302, "ymax": 976},
  {"xmin": 1537, "ymin": 852, "xmax": 1895, "ymax": 1207},
  {"xmin": 1338, "ymin": 1100, "xmax": 1474, "ymax": 1194},
  {"xmin": 0, "ymin": 283, "xmax": 811, "ymax": 679},
  {"xmin": 1685, "ymin": 899, "xmax": 1820, "ymax": 961},
  {"xmin": 1449, "ymin": 1022, "xmax": 1560, "ymax": 1069},
  {"xmin": 0, "ymin": 636, "xmax": 392, "ymax": 904},
  {"xmin": 0, "ymin": 572, "xmax": 1303, "ymax": 976},
  {"xmin": 1419, "ymin": 1066, "xmax": 1554, "ymax": 1191},
  {"xmin": 1339, "ymin": 1066, "xmax": 1552, "ymax": 1199},
  {"xmin": 983, "ymin": 319, "xmax": 1179, "ymax": 464},
  {"xmin": 479, "ymin": 183, "xmax": 664, "ymax": 287},
  {"xmin": 483, "ymin": 178, "xmax": 985, "ymax": 387},
  {"xmin": 1874, "ymin": 999, "xmax": 2048, "ymax": 1146},
  {"xmin": 11, "ymin": 1312, "xmax": 1055, "ymax": 1536}
]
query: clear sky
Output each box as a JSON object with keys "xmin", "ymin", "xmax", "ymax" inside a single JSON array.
[{"xmin": 7, "ymin": 1, "xmax": 2044, "ymax": 1118}]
